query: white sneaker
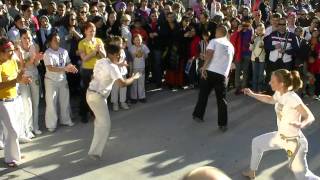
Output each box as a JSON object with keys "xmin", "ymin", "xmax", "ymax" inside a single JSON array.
[
  {"xmin": 88, "ymin": 154, "xmax": 101, "ymax": 161},
  {"xmin": 113, "ymin": 104, "xmax": 119, "ymax": 111},
  {"xmin": 19, "ymin": 137, "xmax": 32, "ymax": 143},
  {"xmin": 66, "ymin": 122, "xmax": 75, "ymax": 127},
  {"xmin": 48, "ymin": 128, "xmax": 56, "ymax": 132},
  {"xmin": 34, "ymin": 130, "xmax": 42, "ymax": 135},
  {"xmin": 0, "ymin": 141, "xmax": 4, "ymax": 150},
  {"xmin": 120, "ymin": 102, "xmax": 130, "ymax": 110},
  {"xmin": 61, "ymin": 122, "xmax": 75, "ymax": 127},
  {"xmin": 27, "ymin": 132, "xmax": 35, "ymax": 139}
]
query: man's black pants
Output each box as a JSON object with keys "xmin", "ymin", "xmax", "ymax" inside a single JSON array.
[{"xmin": 193, "ymin": 71, "xmax": 228, "ymax": 126}]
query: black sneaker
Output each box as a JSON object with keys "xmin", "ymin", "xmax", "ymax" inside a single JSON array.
[
  {"xmin": 219, "ymin": 126, "xmax": 228, "ymax": 132},
  {"xmin": 193, "ymin": 116, "xmax": 204, "ymax": 123},
  {"xmin": 81, "ymin": 115, "xmax": 88, "ymax": 123},
  {"xmin": 131, "ymin": 99, "xmax": 138, "ymax": 104},
  {"xmin": 140, "ymin": 98, "xmax": 147, "ymax": 103},
  {"xmin": 234, "ymin": 89, "xmax": 242, "ymax": 95}
]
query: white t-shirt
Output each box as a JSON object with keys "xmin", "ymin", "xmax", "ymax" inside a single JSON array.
[
  {"xmin": 43, "ymin": 48, "xmax": 70, "ymax": 82},
  {"xmin": 273, "ymin": 91, "xmax": 303, "ymax": 137},
  {"xmin": 129, "ymin": 44, "xmax": 150, "ymax": 69},
  {"xmin": 119, "ymin": 49, "xmax": 128, "ymax": 76},
  {"xmin": 88, "ymin": 58, "xmax": 123, "ymax": 97},
  {"xmin": 21, "ymin": 44, "xmax": 39, "ymax": 78},
  {"xmin": 206, "ymin": 37, "xmax": 234, "ymax": 77},
  {"xmin": 303, "ymin": 27, "xmax": 312, "ymax": 41}
]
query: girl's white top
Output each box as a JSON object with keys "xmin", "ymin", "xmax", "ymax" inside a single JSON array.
[
  {"xmin": 129, "ymin": 44, "xmax": 150, "ymax": 69},
  {"xmin": 273, "ymin": 91, "xmax": 303, "ymax": 137},
  {"xmin": 43, "ymin": 47, "xmax": 70, "ymax": 81},
  {"xmin": 21, "ymin": 44, "xmax": 39, "ymax": 77}
]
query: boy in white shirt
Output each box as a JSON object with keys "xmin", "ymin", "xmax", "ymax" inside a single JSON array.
[{"xmin": 86, "ymin": 44, "xmax": 140, "ymax": 160}]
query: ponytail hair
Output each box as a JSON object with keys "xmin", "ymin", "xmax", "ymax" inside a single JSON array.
[
  {"xmin": 290, "ymin": 70, "xmax": 303, "ymax": 91},
  {"xmin": 272, "ymin": 69, "xmax": 303, "ymax": 91}
]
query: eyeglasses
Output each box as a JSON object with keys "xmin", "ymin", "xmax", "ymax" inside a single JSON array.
[
  {"xmin": 278, "ymin": 23, "xmax": 287, "ymax": 26},
  {"xmin": 80, "ymin": 11, "xmax": 87, "ymax": 14}
]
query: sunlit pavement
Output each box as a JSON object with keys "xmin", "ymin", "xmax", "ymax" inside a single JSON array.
[{"xmin": 1, "ymin": 89, "xmax": 319, "ymax": 180}]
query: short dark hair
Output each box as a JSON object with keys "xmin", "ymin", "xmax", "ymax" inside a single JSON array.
[
  {"xmin": 46, "ymin": 29, "xmax": 59, "ymax": 46},
  {"xmin": 106, "ymin": 44, "xmax": 121, "ymax": 55},
  {"xmin": 272, "ymin": 13, "xmax": 282, "ymax": 19},
  {"xmin": 14, "ymin": 14, "xmax": 23, "ymax": 22},
  {"xmin": 19, "ymin": 28, "xmax": 29, "ymax": 37},
  {"xmin": 21, "ymin": 4, "xmax": 32, "ymax": 12},
  {"xmin": 217, "ymin": 25, "xmax": 228, "ymax": 36}
]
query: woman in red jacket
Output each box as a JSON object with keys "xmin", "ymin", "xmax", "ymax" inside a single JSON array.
[
  {"xmin": 308, "ymin": 34, "xmax": 320, "ymax": 99},
  {"xmin": 186, "ymin": 26, "xmax": 201, "ymax": 88}
]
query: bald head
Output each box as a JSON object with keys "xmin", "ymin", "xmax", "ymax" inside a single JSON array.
[{"xmin": 183, "ymin": 166, "xmax": 231, "ymax": 180}]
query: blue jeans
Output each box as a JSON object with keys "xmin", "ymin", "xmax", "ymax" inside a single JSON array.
[{"xmin": 252, "ymin": 61, "xmax": 265, "ymax": 92}]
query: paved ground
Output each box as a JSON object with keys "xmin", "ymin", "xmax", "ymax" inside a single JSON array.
[{"xmin": 0, "ymin": 88, "xmax": 319, "ymax": 180}]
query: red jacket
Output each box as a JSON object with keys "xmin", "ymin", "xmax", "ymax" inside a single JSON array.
[
  {"xmin": 308, "ymin": 43, "xmax": 320, "ymax": 74},
  {"xmin": 131, "ymin": 28, "xmax": 148, "ymax": 44},
  {"xmin": 189, "ymin": 36, "xmax": 201, "ymax": 59},
  {"xmin": 230, "ymin": 31, "xmax": 242, "ymax": 62}
]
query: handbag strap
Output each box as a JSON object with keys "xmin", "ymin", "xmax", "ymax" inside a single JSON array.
[{"xmin": 280, "ymin": 32, "xmax": 289, "ymax": 59}]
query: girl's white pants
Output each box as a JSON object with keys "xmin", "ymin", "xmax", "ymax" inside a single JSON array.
[{"xmin": 250, "ymin": 131, "xmax": 319, "ymax": 180}]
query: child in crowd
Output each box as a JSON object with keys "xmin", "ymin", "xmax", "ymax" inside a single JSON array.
[
  {"xmin": 249, "ymin": 23, "xmax": 266, "ymax": 93},
  {"xmin": 129, "ymin": 34, "xmax": 150, "ymax": 103},
  {"xmin": 110, "ymin": 36, "xmax": 130, "ymax": 111}
]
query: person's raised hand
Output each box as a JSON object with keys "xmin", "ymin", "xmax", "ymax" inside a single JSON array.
[
  {"xmin": 132, "ymin": 72, "xmax": 141, "ymax": 80},
  {"xmin": 18, "ymin": 70, "xmax": 32, "ymax": 84},
  {"xmin": 243, "ymin": 88, "xmax": 254, "ymax": 96},
  {"xmin": 64, "ymin": 64, "xmax": 78, "ymax": 74}
]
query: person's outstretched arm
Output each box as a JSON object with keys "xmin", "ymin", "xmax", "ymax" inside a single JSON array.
[
  {"xmin": 116, "ymin": 73, "xmax": 141, "ymax": 87},
  {"xmin": 243, "ymin": 88, "xmax": 276, "ymax": 104}
]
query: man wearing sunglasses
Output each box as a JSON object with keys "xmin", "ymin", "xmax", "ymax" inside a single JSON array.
[{"xmin": 264, "ymin": 17, "xmax": 299, "ymax": 93}]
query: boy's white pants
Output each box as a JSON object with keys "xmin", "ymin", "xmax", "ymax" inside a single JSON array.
[
  {"xmin": 45, "ymin": 78, "xmax": 72, "ymax": 129},
  {"xmin": 86, "ymin": 91, "xmax": 111, "ymax": 157},
  {"xmin": 111, "ymin": 76, "xmax": 127, "ymax": 104},
  {"xmin": 130, "ymin": 69, "xmax": 145, "ymax": 100},
  {"xmin": 250, "ymin": 131, "xmax": 320, "ymax": 180},
  {"xmin": 0, "ymin": 100, "xmax": 21, "ymax": 163}
]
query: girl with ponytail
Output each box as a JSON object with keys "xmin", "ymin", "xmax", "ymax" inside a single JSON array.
[{"xmin": 242, "ymin": 69, "xmax": 319, "ymax": 179}]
